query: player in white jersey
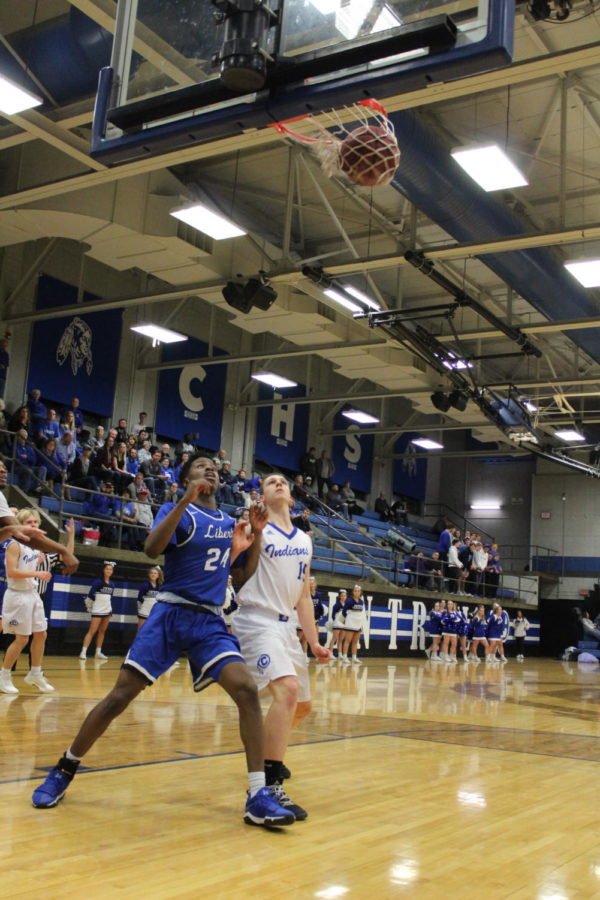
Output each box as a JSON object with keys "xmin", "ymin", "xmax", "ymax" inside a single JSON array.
[
  {"xmin": 232, "ymin": 473, "xmax": 331, "ymax": 820},
  {"xmin": 0, "ymin": 510, "xmax": 74, "ymax": 694}
]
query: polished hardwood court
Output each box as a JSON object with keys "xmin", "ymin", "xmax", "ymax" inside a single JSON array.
[{"xmin": 1, "ymin": 655, "xmax": 599, "ymax": 899}]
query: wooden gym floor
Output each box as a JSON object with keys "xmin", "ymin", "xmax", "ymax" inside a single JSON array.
[{"xmin": 0, "ymin": 655, "xmax": 599, "ymax": 899}]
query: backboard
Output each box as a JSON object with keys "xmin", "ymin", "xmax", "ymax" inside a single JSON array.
[{"xmin": 91, "ymin": 0, "xmax": 514, "ymax": 164}]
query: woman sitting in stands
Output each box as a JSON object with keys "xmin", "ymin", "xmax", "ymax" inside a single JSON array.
[
  {"xmin": 60, "ymin": 410, "xmax": 77, "ymax": 441},
  {"xmin": 36, "ymin": 437, "xmax": 66, "ymax": 496}
]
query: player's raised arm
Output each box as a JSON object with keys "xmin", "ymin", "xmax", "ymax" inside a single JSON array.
[
  {"xmin": 231, "ymin": 500, "xmax": 268, "ymax": 587},
  {"xmin": 0, "ymin": 514, "xmax": 78, "ymax": 574}
]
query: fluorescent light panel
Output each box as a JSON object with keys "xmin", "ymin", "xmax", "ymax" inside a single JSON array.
[
  {"xmin": 0, "ymin": 74, "xmax": 42, "ymax": 115},
  {"xmin": 555, "ymin": 429, "xmax": 586, "ymax": 442},
  {"xmin": 170, "ymin": 203, "xmax": 245, "ymax": 240},
  {"xmin": 323, "ymin": 288, "xmax": 362, "ymax": 313},
  {"xmin": 411, "ymin": 438, "xmax": 444, "ymax": 450},
  {"xmin": 523, "ymin": 401, "xmax": 538, "ymax": 413},
  {"xmin": 344, "ymin": 285, "xmax": 381, "ymax": 310},
  {"xmin": 252, "ymin": 372, "xmax": 298, "ymax": 389},
  {"xmin": 451, "ymin": 144, "xmax": 528, "ymax": 192},
  {"xmin": 470, "ymin": 502, "xmax": 501, "ymax": 510},
  {"xmin": 342, "ymin": 409, "xmax": 380, "ymax": 424},
  {"xmin": 130, "ymin": 324, "xmax": 187, "ymax": 343},
  {"xmin": 564, "ymin": 259, "xmax": 600, "ymax": 288}
]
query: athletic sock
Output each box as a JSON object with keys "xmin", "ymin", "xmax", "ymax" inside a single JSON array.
[
  {"xmin": 248, "ymin": 771, "xmax": 266, "ymax": 797},
  {"xmin": 30, "ymin": 666, "xmax": 42, "ymax": 676},
  {"xmin": 264, "ymin": 759, "xmax": 284, "ymax": 786},
  {"xmin": 65, "ymin": 747, "xmax": 83, "ymax": 763}
]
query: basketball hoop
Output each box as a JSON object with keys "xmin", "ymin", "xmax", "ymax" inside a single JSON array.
[{"xmin": 269, "ymin": 98, "xmax": 400, "ymax": 187}]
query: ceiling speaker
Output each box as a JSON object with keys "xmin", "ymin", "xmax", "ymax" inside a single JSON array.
[{"xmin": 431, "ymin": 391, "xmax": 451, "ymax": 413}]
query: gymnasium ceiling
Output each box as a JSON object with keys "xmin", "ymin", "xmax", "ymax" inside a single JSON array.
[{"xmin": 1, "ymin": 0, "xmax": 600, "ymax": 456}]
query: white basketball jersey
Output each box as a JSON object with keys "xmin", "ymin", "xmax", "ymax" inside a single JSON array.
[
  {"xmin": 7, "ymin": 541, "xmax": 42, "ymax": 593},
  {"xmin": 237, "ymin": 522, "xmax": 312, "ymax": 618}
]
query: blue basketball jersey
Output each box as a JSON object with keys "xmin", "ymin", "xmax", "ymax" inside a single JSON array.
[{"xmin": 152, "ymin": 502, "xmax": 235, "ymax": 607}]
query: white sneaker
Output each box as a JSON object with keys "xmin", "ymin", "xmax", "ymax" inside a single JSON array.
[
  {"xmin": 0, "ymin": 671, "xmax": 18, "ymax": 694},
  {"xmin": 425, "ymin": 647, "xmax": 432, "ymax": 659},
  {"xmin": 95, "ymin": 650, "xmax": 108, "ymax": 660},
  {"xmin": 449, "ymin": 656, "xmax": 457, "ymax": 664},
  {"xmin": 24, "ymin": 671, "xmax": 55, "ymax": 693},
  {"xmin": 351, "ymin": 656, "xmax": 362, "ymax": 665},
  {"xmin": 430, "ymin": 653, "xmax": 441, "ymax": 662},
  {"xmin": 485, "ymin": 655, "xmax": 493, "ymax": 664},
  {"xmin": 79, "ymin": 650, "xmax": 87, "ymax": 660},
  {"xmin": 341, "ymin": 656, "xmax": 351, "ymax": 666},
  {"xmin": 500, "ymin": 655, "xmax": 507, "ymax": 663}
]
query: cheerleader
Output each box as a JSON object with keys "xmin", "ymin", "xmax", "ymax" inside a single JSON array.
[
  {"xmin": 456, "ymin": 603, "xmax": 470, "ymax": 662},
  {"xmin": 486, "ymin": 605, "xmax": 505, "ymax": 663},
  {"xmin": 136, "ymin": 565, "xmax": 163, "ymax": 630},
  {"xmin": 329, "ymin": 589, "xmax": 347, "ymax": 661},
  {"xmin": 79, "ymin": 561, "xmax": 116, "ymax": 660},
  {"xmin": 222, "ymin": 575, "xmax": 238, "ymax": 634},
  {"xmin": 341, "ymin": 584, "xmax": 366, "ymax": 665},
  {"xmin": 467, "ymin": 604, "xmax": 488, "ymax": 661},
  {"xmin": 424, "ymin": 600, "xmax": 443, "ymax": 661},
  {"xmin": 307, "ymin": 576, "xmax": 325, "ymax": 658},
  {"xmin": 440, "ymin": 599, "xmax": 460, "ymax": 662},
  {"xmin": 492, "ymin": 602, "xmax": 510, "ymax": 662}
]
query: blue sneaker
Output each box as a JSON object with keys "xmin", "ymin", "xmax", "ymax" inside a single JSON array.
[
  {"xmin": 32, "ymin": 764, "xmax": 76, "ymax": 808},
  {"xmin": 244, "ymin": 785, "xmax": 295, "ymax": 827}
]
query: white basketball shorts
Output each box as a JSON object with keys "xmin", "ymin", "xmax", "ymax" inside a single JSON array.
[{"xmin": 233, "ymin": 607, "xmax": 311, "ymax": 702}]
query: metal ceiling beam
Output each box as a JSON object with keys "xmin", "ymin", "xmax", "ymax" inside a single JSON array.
[
  {"xmin": 6, "ymin": 109, "xmax": 106, "ymax": 171},
  {"xmin": 137, "ymin": 339, "xmax": 388, "ymax": 372},
  {"xmin": 0, "ymin": 41, "xmax": 597, "ymax": 212}
]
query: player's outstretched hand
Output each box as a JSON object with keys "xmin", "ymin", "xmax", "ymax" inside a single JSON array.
[
  {"xmin": 249, "ymin": 501, "xmax": 269, "ymax": 534},
  {"xmin": 312, "ymin": 644, "xmax": 332, "ymax": 665},
  {"xmin": 232, "ymin": 519, "xmax": 255, "ymax": 559},
  {"xmin": 8, "ymin": 524, "xmax": 46, "ymax": 543},
  {"xmin": 36, "ymin": 570, "xmax": 52, "ymax": 584}
]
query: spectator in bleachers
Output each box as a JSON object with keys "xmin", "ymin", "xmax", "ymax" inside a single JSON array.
[
  {"xmin": 173, "ymin": 452, "xmax": 189, "ymax": 487},
  {"xmin": 93, "ymin": 434, "xmax": 117, "ymax": 484},
  {"xmin": 304, "ymin": 476, "xmax": 319, "ymax": 506},
  {"xmin": 341, "ymin": 481, "xmax": 363, "ymax": 521},
  {"xmin": 115, "ymin": 487, "xmax": 138, "ymax": 548},
  {"xmin": 132, "ymin": 485, "xmax": 154, "ymax": 548},
  {"xmin": 325, "ymin": 484, "xmax": 349, "ymax": 519},
  {"xmin": 84, "ymin": 480, "xmax": 118, "ymax": 547},
  {"xmin": 485, "ymin": 543, "xmax": 502, "ymax": 599},
  {"xmin": 60, "ymin": 411, "xmax": 77, "ymax": 440},
  {"xmin": 132, "ymin": 412, "xmax": 149, "ymax": 435},
  {"xmin": 374, "ymin": 491, "xmax": 393, "ymax": 522},
  {"xmin": 37, "ymin": 408, "xmax": 61, "ymax": 444},
  {"xmin": 243, "ymin": 471, "xmax": 262, "ymax": 493},
  {"xmin": 8, "ymin": 405, "xmax": 32, "ymax": 438},
  {"xmin": 299, "ymin": 446, "xmax": 318, "ymax": 482},
  {"xmin": 436, "ymin": 525, "xmax": 453, "ymax": 563},
  {"xmin": 177, "ymin": 433, "xmax": 196, "ymax": 456},
  {"xmin": 68, "ymin": 444, "xmax": 97, "ymax": 493},
  {"xmin": 316, "ymin": 449, "xmax": 334, "ymax": 498},
  {"xmin": 406, "ymin": 550, "xmax": 426, "ymax": 589},
  {"xmin": 160, "ymin": 456, "xmax": 176, "ymax": 498},
  {"xmin": 114, "ymin": 419, "xmax": 129, "ymax": 444},
  {"xmin": 130, "ymin": 471, "xmax": 147, "ymax": 499},
  {"xmin": 446, "ymin": 538, "xmax": 463, "ymax": 593},
  {"xmin": 292, "ymin": 507, "xmax": 314, "ymax": 538},
  {"xmin": 0, "ymin": 336, "xmax": 10, "ymax": 398},
  {"xmin": 88, "ymin": 425, "xmax": 105, "ymax": 452},
  {"xmin": 37, "ymin": 437, "xmax": 66, "ymax": 495},
  {"xmin": 471, "ymin": 540, "xmax": 488, "ymax": 597},
  {"xmin": 14, "ymin": 429, "xmax": 43, "ymax": 494},
  {"xmin": 113, "ymin": 442, "xmax": 135, "ymax": 493},
  {"xmin": 140, "ymin": 448, "xmax": 164, "ymax": 498},
  {"xmin": 160, "ymin": 442, "xmax": 173, "ymax": 465},
  {"xmin": 137, "ymin": 439, "xmax": 152, "ymax": 465},
  {"xmin": 424, "ymin": 551, "xmax": 444, "ymax": 592},
  {"xmin": 391, "ymin": 496, "xmax": 408, "ymax": 526},
  {"xmin": 230, "ymin": 467, "xmax": 248, "ymax": 506},
  {"xmin": 136, "ymin": 429, "xmax": 149, "ymax": 447},
  {"xmin": 27, "ymin": 389, "xmax": 47, "ymax": 432},
  {"xmin": 56, "ymin": 432, "xmax": 77, "ymax": 472},
  {"xmin": 457, "ymin": 536, "xmax": 472, "ymax": 595},
  {"xmin": 65, "ymin": 397, "xmax": 84, "ymax": 435},
  {"xmin": 217, "ymin": 461, "xmax": 236, "ymax": 505},
  {"xmin": 126, "ymin": 447, "xmax": 139, "ymax": 479},
  {"xmin": 291, "ymin": 474, "xmax": 317, "ymax": 510}
]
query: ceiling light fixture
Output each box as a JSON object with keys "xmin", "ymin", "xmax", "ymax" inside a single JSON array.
[
  {"xmin": 555, "ymin": 429, "xmax": 586, "ymax": 442},
  {"xmin": 470, "ymin": 502, "xmax": 502, "ymax": 510},
  {"xmin": 0, "ymin": 74, "xmax": 42, "ymax": 115},
  {"xmin": 564, "ymin": 259, "xmax": 600, "ymax": 288},
  {"xmin": 411, "ymin": 438, "xmax": 444, "ymax": 450},
  {"xmin": 170, "ymin": 203, "xmax": 245, "ymax": 240},
  {"xmin": 130, "ymin": 324, "xmax": 187, "ymax": 345},
  {"xmin": 451, "ymin": 144, "xmax": 528, "ymax": 191},
  {"xmin": 251, "ymin": 372, "xmax": 298, "ymax": 389},
  {"xmin": 342, "ymin": 410, "xmax": 380, "ymax": 424},
  {"xmin": 323, "ymin": 288, "xmax": 362, "ymax": 313},
  {"xmin": 344, "ymin": 286, "xmax": 381, "ymax": 310}
]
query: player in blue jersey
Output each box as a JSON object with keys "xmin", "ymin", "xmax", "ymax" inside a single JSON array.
[
  {"xmin": 232, "ymin": 473, "xmax": 331, "ymax": 821},
  {"xmin": 31, "ymin": 455, "xmax": 295, "ymax": 828}
]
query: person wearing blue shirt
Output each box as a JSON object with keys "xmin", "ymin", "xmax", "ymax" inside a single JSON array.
[
  {"xmin": 32, "ymin": 454, "xmax": 295, "ymax": 829},
  {"xmin": 37, "ymin": 409, "xmax": 61, "ymax": 444},
  {"xmin": 64, "ymin": 397, "xmax": 84, "ymax": 434},
  {"xmin": 14, "ymin": 429, "xmax": 43, "ymax": 493},
  {"xmin": 27, "ymin": 389, "xmax": 47, "ymax": 429},
  {"xmin": 436, "ymin": 526, "xmax": 453, "ymax": 563},
  {"xmin": 83, "ymin": 480, "xmax": 118, "ymax": 547}
]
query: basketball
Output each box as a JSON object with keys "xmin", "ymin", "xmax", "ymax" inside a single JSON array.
[{"xmin": 339, "ymin": 124, "xmax": 400, "ymax": 186}]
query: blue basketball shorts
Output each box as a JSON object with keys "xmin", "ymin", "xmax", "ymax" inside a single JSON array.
[{"xmin": 124, "ymin": 601, "xmax": 245, "ymax": 692}]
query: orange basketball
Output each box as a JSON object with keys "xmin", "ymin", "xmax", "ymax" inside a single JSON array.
[{"xmin": 339, "ymin": 124, "xmax": 400, "ymax": 187}]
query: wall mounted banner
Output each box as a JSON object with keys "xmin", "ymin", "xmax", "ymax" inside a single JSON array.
[
  {"xmin": 28, "ymin": 275, "xmax": 121, "ymax": 417},
  {"xmin": 393, "ymin": 431, "xmax": 427, "ymax": 500},
  {"xmin": 255, "ymin": 383, "xmax": 310, "ymax": 470},
  {"xmin": 155, "ymin": 337, "xmax": 226, "ymax": 446},
  {"xmin": 331, "ymin": 405, "xmax": 374, "ymax": 493}
]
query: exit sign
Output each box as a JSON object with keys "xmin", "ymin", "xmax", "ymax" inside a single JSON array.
[{"xmin": 540, "ymin": 511, "xmax": 551, "ymax": 519}]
